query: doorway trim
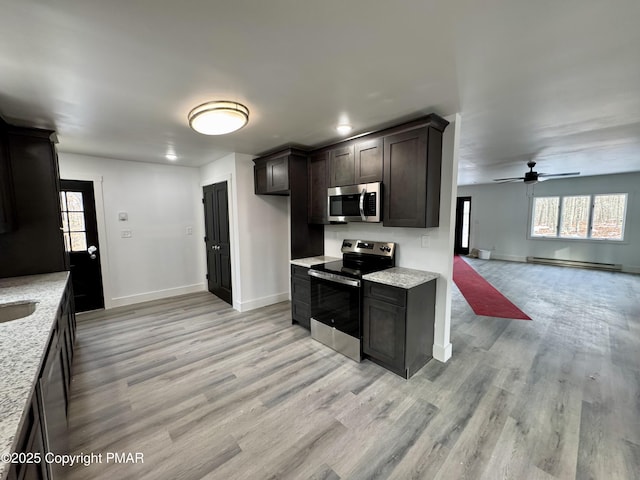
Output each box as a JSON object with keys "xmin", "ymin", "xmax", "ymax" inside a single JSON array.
[
  {"xmin": 201, "ymin": 172, "xmax": 240, "ymax": 311},
  {"xmin": 59, "ymin": 174, "xmax": 113, "ymax": 309}
]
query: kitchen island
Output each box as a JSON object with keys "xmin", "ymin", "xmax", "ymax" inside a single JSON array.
[{"xmin": 0, "ymin": 272, "xmax": 72, "ymax": 480}]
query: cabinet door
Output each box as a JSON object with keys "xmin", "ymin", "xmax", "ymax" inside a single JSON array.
[
  {"xmin": 7, "ymin": 396, "xmax": 47, "ymax": 480},
  {"xmin": 0, "ymin": 131, "xmax": 16, "ymax": 233},
  {"xmin": 38, "ymin": 332, "xmax": 69, "ymax": 480},
  {"xmin": 362, "ymin": 296, "xmax": 406, "ymax": 374},
  {"xmin": 0, "ymin": 131, "xmax": 67, "ymax": 277},
  {"xmin": 354, "ymin": 138, "xmax": 383, "ymax": 184},
  {"xmin": 383, "ymin": 128, "xmax": 428, "ymax": 227},
  {"xmin": 267, "ymin": 156, "xmax": 289, "ymax": 192},
  {"xmin": 254, "ymin": 161, "xmax": 268, "ymax": 194},
  {"xmin": 308, "ymin": 152, "xmax": 329, "ymax": 224},
  {"xmin": 329, "ymin": 146, "xmax": 355, "ymax": 187}
]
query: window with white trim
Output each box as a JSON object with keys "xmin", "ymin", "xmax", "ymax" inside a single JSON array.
[{"xmin": 531, "ymin": 193, "xmax": 627, "ymax": 241}]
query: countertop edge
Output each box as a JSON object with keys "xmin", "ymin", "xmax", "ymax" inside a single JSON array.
[
  {"xmin": 362, "ymin": 267, "xmax": 439, "ymax": 289},
  {"xmin": 290, "ymin": 256, "xmax": 340, "ymax": 268}
]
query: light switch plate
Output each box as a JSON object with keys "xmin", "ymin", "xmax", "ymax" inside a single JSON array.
[{"xmin": 118, "ymin": 212, "xmax": 128, "ymax": 221}]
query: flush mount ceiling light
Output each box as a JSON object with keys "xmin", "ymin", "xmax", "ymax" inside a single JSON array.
[
  {"xmin": 336, "ymin": 124, "xmax": 353, "ymax": 135},
  {"xmin": 188, "ymin": 101, "xmax": 249, "ymax": 135}
]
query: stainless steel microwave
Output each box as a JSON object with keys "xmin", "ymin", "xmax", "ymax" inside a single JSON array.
[{"xmin": 327, "ymin": 182, "xmax": 382, "ymax": 223}]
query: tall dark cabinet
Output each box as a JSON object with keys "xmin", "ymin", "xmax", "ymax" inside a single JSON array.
[
  {"xmin": 253, "ymin": 148, "xmax": 324, "ymax": 259},
  {"xmin": 0, "ymin": 119, "xmax": 67, "ymax": 278},
  {"xmin": 308, "ymin": 151, "xmax": 329, "ymax": 225}
]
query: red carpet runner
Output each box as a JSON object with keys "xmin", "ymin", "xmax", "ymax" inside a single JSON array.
[{"xmin": 453, "ymin": 256, "xmax": 531, "ymax": 320}]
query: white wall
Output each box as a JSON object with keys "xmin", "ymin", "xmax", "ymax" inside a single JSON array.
[
  {"xmin": 324, "ymin": 114, "xmax": 461, "ymax": 363},
  {"xmin": 59, "ymin": 153, "xmax": 206, "ymax": 308},
  {"xmin": 457, "ymin": 171, "xmax": 640, "ymax": 273},
  {"xmin": 200, "ymin": 153, "xmax": 290, "ymax": 312}
]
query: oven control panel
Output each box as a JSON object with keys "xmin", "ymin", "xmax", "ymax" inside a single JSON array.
[{"xmin": 341, "ymin": 239, "xmax": 395, "ymax": 257}]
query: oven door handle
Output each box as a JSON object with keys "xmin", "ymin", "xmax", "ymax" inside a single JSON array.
[
  {"xmin": 359, "ymin": 188, "xmax": 367, "ymax": 221},
  {"xmin": 308, "ymin": 269, "xmax": 361, "ymax": 287}
]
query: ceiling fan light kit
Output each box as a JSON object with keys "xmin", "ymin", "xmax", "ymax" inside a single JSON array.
[{"xmin": 188, "ymin": 101, "xmax": 249, "ymax": 135}]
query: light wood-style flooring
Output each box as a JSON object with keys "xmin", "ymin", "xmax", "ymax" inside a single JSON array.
[{"xmin": 65, "ymin": 260, "xmax": 640, "ymax": 479}]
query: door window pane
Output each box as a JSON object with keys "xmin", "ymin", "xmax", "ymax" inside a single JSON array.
[
  {"xmin": 532, "ymin": 197, "xmax": 559, "ymax": 236},
  {"xmin": 70, "ymin": 232, "xmax": 87, "ymax": 251},
  {"xmin": 68, "ymin": 212, "xmax": 85, "ymax": 232},
  {"xmin": 66, "ymin": 191, "xmax": 84, "ymax": 211},
  {"xmin": 592, "ymin": 194, "xmax": 626, "ymax": 240},
  {"xmin": 560, "ymin": 196, "xmax": 590, "ymax": 238}
]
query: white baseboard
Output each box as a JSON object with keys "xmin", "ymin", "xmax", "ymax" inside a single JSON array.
[
  {"xmin": 108, "ymin": 283, "xmax": 206, "ymax": 309},
  {"xmin": 491, "ymin": 253, "xmax": 527, "ymax": 263},
  {"xmin": 432, "ymin": 342, "xmax": 452, "ymax": 363},
  {"xmin": 236, "ymin": 292, "xmax": 290, "ymax": 312}
]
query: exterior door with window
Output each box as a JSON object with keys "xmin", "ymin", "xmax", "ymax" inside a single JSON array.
[
  {"xmin": 454, "ymin": 196, "xmax": 471, "ymax": 255},
  {"xmin": 60, "ymin": 180, "xmax": 104, "ymax": 312}
]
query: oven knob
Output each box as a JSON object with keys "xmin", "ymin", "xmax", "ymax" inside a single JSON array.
[{"xmin": 331, "ymin": 318, "xmax": 335, "ymax": 324}]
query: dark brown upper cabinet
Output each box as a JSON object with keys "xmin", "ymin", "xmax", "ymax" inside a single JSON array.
[
  {"xmin": 354, "ymin": 137, "xmax": 382, "ymax": 184},
  {"xmin": 329, "ymin": 145, "xmax": 355, "ymax": 187},
  {"xmin": 254, "ymin": 155, "xmax": 289, "ymax": 195},
  {"xmin": 0, "ymin": 122, "xmax": 68, "ymax": 278},
  {"xmin": 383, "ymin": 120, "xmax": 446, "ymax": 228},
  {"xmin": 308, "ymin": 151, "xmax": 329, "ymax": 224}
]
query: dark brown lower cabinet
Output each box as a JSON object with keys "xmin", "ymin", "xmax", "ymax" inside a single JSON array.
[
  {"xmin": 363, "ymin": 279, "xmax": 436, "ymax": 379},
  {"xmin": 291, "ymin": 265, "xmax": 311, "ymax": 330},
  {"xmin": 8, "ymin": 279, "xmax": 75, "ymax": 480},
  {"xmin": 6, "ymin": 395, "xmax": 48, "ymax": 480}
]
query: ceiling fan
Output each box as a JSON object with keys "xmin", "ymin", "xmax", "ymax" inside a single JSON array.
[{"xmin": 493, "ymin": 161, "xmax": 580, "ymax": 184}]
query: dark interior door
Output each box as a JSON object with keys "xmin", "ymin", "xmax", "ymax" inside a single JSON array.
[
  {"xmin": 454, "ymin": 196, "xmax": 471, "ymax": 255},
  {"xmin": 203, "ymin": 182, "xmax": 232, "ymax": 305},
  {"xmin": 60, "ymin": 180, "xmax": 104, "ymax": 312}
]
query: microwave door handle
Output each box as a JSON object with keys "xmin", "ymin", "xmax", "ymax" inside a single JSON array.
[{"xmin": 359, "ymin": 188, "xmax": 366, "ymax": 220}]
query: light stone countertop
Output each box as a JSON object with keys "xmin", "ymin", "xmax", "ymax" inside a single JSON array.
[
  {"xmin": 290, "ymin": 256, "xmax": 340, "ymax": 268},
  {"xmin": 363, "ymin": 267, "xmax": 439, "ymax": 289},
  {"xmin": 0, "ymin": 272, "xmax": 69, "ymax": 480}
]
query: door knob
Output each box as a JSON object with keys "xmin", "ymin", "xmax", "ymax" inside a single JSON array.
[{"xmin": 87, "ymin": 245, "xmax": 98, "ymax": 260}]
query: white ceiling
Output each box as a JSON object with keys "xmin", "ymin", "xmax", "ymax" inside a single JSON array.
[{"xmin": 1, "ymin": 1, "xmax": 640, "ymax": 185}]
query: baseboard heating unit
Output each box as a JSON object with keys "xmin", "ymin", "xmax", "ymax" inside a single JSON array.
[{"xmin": 526, "ymin": 256, "xmax": 622, "ymax": 272}]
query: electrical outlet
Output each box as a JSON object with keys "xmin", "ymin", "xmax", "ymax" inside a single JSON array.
[
  {"xmin": 121, "ymin": 230, "xmax": 132, "ymax": 238},
  {"xmin": 186, "ymin": 226, "xmax": 193, "ymax": 235}
]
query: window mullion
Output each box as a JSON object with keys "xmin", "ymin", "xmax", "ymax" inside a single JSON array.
[
  {"xmin": 556, "ymin": 195, "xmax": 563, "ymax": 237},
  {"xmin": 587, "ymin": 195, "xmax": 595, "ymax": 239}
]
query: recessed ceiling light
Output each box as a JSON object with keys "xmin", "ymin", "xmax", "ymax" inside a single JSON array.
[
  {"xmin": 165, "ymin": 152, "xmax": 178, "ymax": 161},
  {"xmin": 336, "ymin": 124, "xmax": 352, "ymax": 135},
  {"xmin": 188, "ymin": 101, "xmax": 249, "ymax": 135}
]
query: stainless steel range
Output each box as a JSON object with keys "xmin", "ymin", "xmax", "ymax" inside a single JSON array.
[{"xmin": 308, "ymin": 239, "xmax": 395, "ymax": 361}]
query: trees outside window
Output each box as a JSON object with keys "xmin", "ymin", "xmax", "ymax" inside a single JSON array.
[{"xmin": 531, "ymin": 193, "xmax": 627, "ymax": 241}]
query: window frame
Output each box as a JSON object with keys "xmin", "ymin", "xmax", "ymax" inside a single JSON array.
[{"xmin": 529, "ymin": 192, "xmax": 628, "ymax": 243}]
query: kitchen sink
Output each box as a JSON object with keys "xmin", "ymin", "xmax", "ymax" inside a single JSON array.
[{"xmin": 0, "ymin": 301, "xmax": 37, "ymax": 323}]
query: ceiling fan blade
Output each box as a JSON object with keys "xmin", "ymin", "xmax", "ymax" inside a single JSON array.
[
  {"xmin": 538, "ymin": 172, "xmax": 580, "ymax": 178},
  {"xmin": 493, "ymin": 177, "xmax": 525, "ymax": 182}
]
